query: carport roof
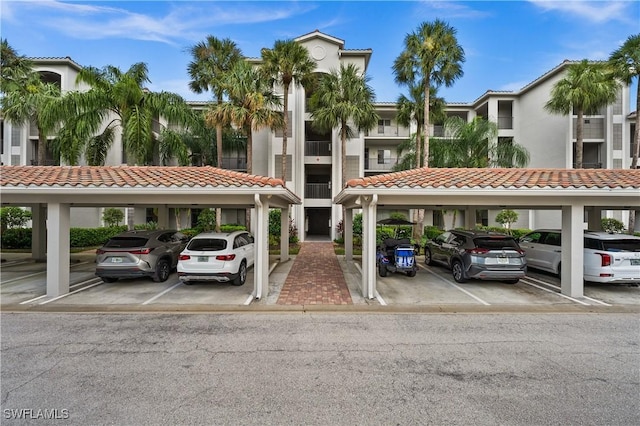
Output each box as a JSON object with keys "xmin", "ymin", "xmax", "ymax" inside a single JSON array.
[
  {"xmin": 0, "ymin": 166, "xmax": 301, "ymax": 207},
  {"xmin": 335, "ymin": 167, "xmax": 640, "ymax": 209}
]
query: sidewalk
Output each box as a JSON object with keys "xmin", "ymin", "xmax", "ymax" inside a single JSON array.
[{"xmin": 276, "ymin": 242, "xmax": 353, "ymax": 305}]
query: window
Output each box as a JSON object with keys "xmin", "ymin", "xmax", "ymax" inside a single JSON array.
[{"xmin": 377, "ymin": 149, "xmax": 391, "ymax": 164}]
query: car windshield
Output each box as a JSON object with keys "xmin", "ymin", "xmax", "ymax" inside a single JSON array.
[
  {"xmin": 104, "ymin": 237, "xmax": 148, "ymax": 248},
  {"xmin": 601, "ymin": 240, "xmax": 640, "ymax": 252},
  {"xmin": 474, "ymin": 237, "xmax": 519, "ymax": 250},
  {"xmin": 187, "ymin": 238, "xmax": 227, "ymax": 252}
]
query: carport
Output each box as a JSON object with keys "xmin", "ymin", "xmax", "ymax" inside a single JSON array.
[
  {"xmin": 335, "ymin": 168, "xmax": 640, "ymax": 299},
  {"xmin": 0, "ymin": 166, "xmax": 301, "ymax": 300}
]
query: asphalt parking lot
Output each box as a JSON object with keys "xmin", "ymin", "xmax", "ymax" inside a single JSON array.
[{"xmin": 1, "ymin": 251, "xmax": 639, "ymax": 310}]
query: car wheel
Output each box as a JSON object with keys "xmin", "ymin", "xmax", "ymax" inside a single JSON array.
[
  {"xmin": 407, "ymin": 270, "xmax": 416, "ymax": 277},
  {"xmin": 452, "ymin": 260, "xmax": 467, "ymax": 283},
  {"xmin": 424, "ymin": 248, "xmax": 434, "ymax": 266},
  {"xmin": 101, "ymin": 277, "xmax": 118, "ymax": 283},
  {"xmin": 378, "ymin": 264, "xmax": 388, "ymax": 277},
  {"xmin": 153, "ymin": 259, "xmax": 171, "ymax": 282},
  {"xmin": 232, "ymin": 261, "xmax": 247, "ymax": 286},
  {"xmin": 503, "ymin": 279, "xmax": 519, "ymax": 284}
]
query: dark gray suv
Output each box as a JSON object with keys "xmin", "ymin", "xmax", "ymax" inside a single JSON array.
[
  {"xmin": 424, "ymin": 230, "xmax": 527, "ymax": 283},
  {"xmin": 95, "ymin": 230, "xmax": 188, "ymax": 283}
]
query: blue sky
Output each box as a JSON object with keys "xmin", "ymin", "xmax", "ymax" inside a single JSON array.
[{"xmin": 2, "ymin": 0, "xmax": 638, "ymax": 107}]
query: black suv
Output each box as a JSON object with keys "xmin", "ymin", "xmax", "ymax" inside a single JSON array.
[
  {"xmin": 95, "ymin": 230, "xmax": 189, "ymax": 283},
  {"xmin": 424, "ymin": 230, "xmax": 527, "ymax": 283}
]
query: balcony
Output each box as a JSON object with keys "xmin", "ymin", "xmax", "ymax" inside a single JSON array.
[
  {"xmin": 220, "ymin": 157, "xmax": 247, "ymax": 171},
  {"xmin": 305, "ymin": 182, "xmax": 331, "ymax": 199},
  {"xmin": 364, "ymin": 157, "xmax": 398, "ymax": 171},
  {"xmin": 498, "ymin": 116, "xmax": 513, "ymax": 129},
  {"xmin": 365, "ymin": 127, "xmax": 410, "ymax": 138},
  {"xmin": 305, "ymin": 140, "xmax": 331, "ymax": 156}
]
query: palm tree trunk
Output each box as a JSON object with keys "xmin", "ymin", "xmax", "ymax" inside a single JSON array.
[
  {"xmin": 575, "ymin": 109, "xmax": 584, "ymax": 168},
  {"xmin": 281, "ymin": 83, "xmax": 289, "ymax": 185},
  {"xmin": 423, "ymin": 82, "xmax": 431, "ymax": 168},
  {"xmin": 37, "ymin": 127, "xmax": 47, "ymax": 166}
]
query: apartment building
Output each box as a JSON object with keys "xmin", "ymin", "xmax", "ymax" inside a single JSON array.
[{"xmin": 1, "ymin": 31, "xmax": 636, "ymax": 235}]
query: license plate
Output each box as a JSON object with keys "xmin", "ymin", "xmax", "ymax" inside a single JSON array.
[
  {"xmin": 197, "ymin": 256, "xmax": 208, "ymax": 262},
  {"xmin": 497, "ymin": 257, "xmax": 509, "ymax": 264},
  {"xmin": 631, "ymin": 259, "xmax": 640, "ymax": 266},
  {"xmin": 110, "ymin": 257, "xmax": 123, "ymax": 263}
]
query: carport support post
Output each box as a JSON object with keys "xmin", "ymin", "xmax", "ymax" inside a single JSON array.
[
  {"xmin": 280, "ymin": 206, "xmax": 289, "ymax": 262},
  {"xmin": 361, "ymin": 194, "xmax": 377, "ymax": 299},
  {"xmin": 31, "ymin": 204, "xmax": 47, "ymax": 262},
  {"xmin": 46, "ymin": 203, "xmax": 70, "ymax": 297},
  {"xmin": 254, "ymin": 195, "xmax": 270, "ymax": 300},
  {"xmin": 561, "ymin": 204, "xmax": 584, "ymax": 298},
  {"xmin": 344, "ymin": 209, "xmax": 353, "ymax": 261}
]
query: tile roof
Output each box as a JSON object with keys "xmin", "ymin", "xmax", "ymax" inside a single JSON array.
[
  {"xmin": 0, "ymin": 166, "xmax": 287, "ymax": 189},
  {"xmin": 345, "ymin": 168, "xmax": 640, "ymax": 190}
]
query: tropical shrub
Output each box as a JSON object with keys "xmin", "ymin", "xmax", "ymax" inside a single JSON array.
[
  {"xmin": 601, "ymin": 218, "xmax": 625, "ymax": 233},
  {"xmin": 102, "ymin": 208, "xmax": 124, "ymax": 227}
]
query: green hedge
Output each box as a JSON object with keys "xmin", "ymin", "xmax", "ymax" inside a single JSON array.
[{"xmin": 1, "ymin": 226, "xmax": 128, "ymax": 249}]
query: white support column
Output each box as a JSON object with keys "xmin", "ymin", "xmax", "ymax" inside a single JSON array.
[
  {"xmin": 344, "ymin": 209, "xmax": 353, "ymax": 261},
  {"xmin": 253, "ymin": 195, "xmax": 270, "ymax": 300},
  {"xmin": 31, "ymin": 204, "xmax": 47, "ymax": 262},
  {"xmin": 561, "ymin": 204, "xmax": 585, "ymax": 298},
  {"xmin": 157, "ymin": 206, "xmax": 169, "ymax": 229},
  {"xmin": 464, "ymin": 207, "xmax": 477, "ymax": 230},
  {"xmin": 360, "ymin": 195, "xmax": 377, "ymax": 299},
  {"xmin": 46, "ymin": 203, "xmax": 70, "ymax": 297},
  {"xmin": 280, "ymin": 205, "xmax": 290, "ymax": 263}
]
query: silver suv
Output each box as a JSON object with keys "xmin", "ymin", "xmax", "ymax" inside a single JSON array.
[
  {"xmin": 95, "ymin": 230, "xmax": 188, "ymax": 283},
  {"xmin": 424, "ymin": 230, "xmax": 527, "ymax": 283}
]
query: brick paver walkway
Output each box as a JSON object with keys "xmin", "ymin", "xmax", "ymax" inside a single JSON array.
[{"xmin": 277, "ymin": 242, "xmax": 353, "ymax": 305}]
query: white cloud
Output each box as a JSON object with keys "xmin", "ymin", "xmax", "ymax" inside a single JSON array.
[
  {"xmin": 417, "ymin": 0, "xmax": 492, "ymax": 19},
  {"xmin": 5, "ymin": 0, "xmax": 316, "ymax": 44},
  {"xmin": 528, "ymin": 0, "xmax": 631, "ymax": 23}
]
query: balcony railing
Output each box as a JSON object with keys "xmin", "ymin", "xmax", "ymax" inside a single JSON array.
[
  {"xmin": 305, "ymin": 140, "xmax": 331, "ymax": 156},
  {"xmin": 573, "ymin": 162, "xmax": 602, "ymax": 169},
  {"xmin": 305, "ymin": 183, "xmax": 331, "ymax": 199},
  {"xmin": 364, "ymin": 158, "xmax": 398, "ymax": 171},
  {"xmin": 220, "ymin": 157, "xmax": 247, "ymax": 170},
  {"xmin": 498, "ymin": 116, "xmax": 513, "ymax": 129}
]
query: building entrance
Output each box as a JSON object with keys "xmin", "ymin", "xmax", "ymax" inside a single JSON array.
[{"xmin": 306, "ymin": 208, "xmax": 331, "ymax": 239}]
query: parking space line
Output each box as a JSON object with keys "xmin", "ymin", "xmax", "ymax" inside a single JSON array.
[
  {"xmin": 1, "ymin": 261, "xmax": 91, "ymax": 287},
  {"xmin": 520, "ymin": 278, "xmax": 590, "ymax": 306},
  {"xmin": 19, "ymin": 278, "xmax": 101, "ymax": 304},
  {"xmin": 141, "ymin": 282, "xmax": 182, "ymax": 305},
  {"xmin": 418, "ymin": 264, "xmax": 491, "ymax": 306},
  {"xmin": 39, "ymin": 280, "xmax": 104, "ymax": 305},
  {"xmin": 523, "ymin": 276, "xmax": 612, "ymax": 306}
]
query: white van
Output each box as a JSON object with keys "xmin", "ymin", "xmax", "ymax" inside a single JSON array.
[{"xmin": 519, "ymin": 230, "xmax": 640, "ymax": 284}]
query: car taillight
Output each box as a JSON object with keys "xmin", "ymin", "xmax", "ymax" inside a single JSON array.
[
  {"xmin": 216, "ymin": 254, "xmax": 236, "ymax": 261},
  {"xmin": 96, "ymin": 249, "xmax": 105, "ymax": 254},
  {"xmin": 128, "ymin": 248, "xmax": 152, "ymax": 255},
  {"xmin": 597, "ymin": 253, "xmax": 612, "ymax": 267},
  {"xmin": 467, "ymin": 248, "xmax": 489, "ymax": 254},
  {"xmin": 179, "ymin": 254, "xmax": 190, "ymax": 261}
]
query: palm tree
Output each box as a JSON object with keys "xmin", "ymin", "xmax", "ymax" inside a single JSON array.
[
  {"xmin": 205, "ymin": 60, "xmax": 283, "ymax": 175},
  {"xmin": 608, "ymin": 34, "xmax": 640, "ymax": 169},
  {"xmin": 310, "ymin": 63, "xmax": 379, "ymax": 189},
  {"xmin": 59, "ymin": 62, "xmax": 196, "ymax": 165},
  {"xmin": 1, "ymin": 39, "xmax": 34, "ymax": 94},
  {"xmin": 187, "ymin": 36, "xmax": 243, "ymax": 169},
  {"xmin": 431, "ymin": 117, "xmax": 529, "ymax": 168},
  {"xmin": 393, "ymin": 19, "xmax": 465, "ymax": 167},
  {"xmin": 396, "ymin": 82, "xmax": 447, "ymax": 167},
  {"xmin": 1, "ymin": 73, "xmax": 62, "ymax": 166},
  {"xmin": 261, "ymin": 39, "xmax": 316, "ymax": 184},
  {"xmin": 545, "ymin": 60, "xmax": 620, "ymax": 169}
]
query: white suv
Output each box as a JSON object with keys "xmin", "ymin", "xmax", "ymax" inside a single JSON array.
[
  {"xmin": 519, "ymin": 230, "xmax": 640, "ymax": 284},
  {"xmin": 177, "ymin": 231, "xmax": 255, "ymax": 286}
]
